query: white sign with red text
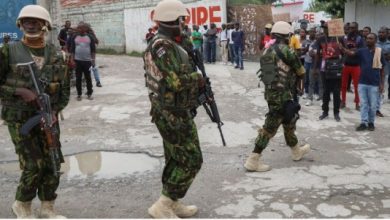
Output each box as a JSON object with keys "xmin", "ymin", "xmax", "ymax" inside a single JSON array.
[
  {"xmin": 302, "ymin": 11, "xmax": 331, "ymax": 24},
  {"xmin": 124, "ymin": 0, "xmax": 227, "ymax": 53}
]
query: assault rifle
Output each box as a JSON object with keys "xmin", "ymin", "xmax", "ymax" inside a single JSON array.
[
  {"xmin": 189, "ymin": 49, "xmax": 226, "ymax": 146},
  {"xmin": 18, "ymin": 61, "xmax": 62, "ymax": 177}
]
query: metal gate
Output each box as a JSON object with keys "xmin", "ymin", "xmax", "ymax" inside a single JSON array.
[{"xmin": 228, "ymin": 4, "xmax": 273, "ymax": 61}]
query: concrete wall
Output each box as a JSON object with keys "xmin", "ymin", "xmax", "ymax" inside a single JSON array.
[
  {"xmin": 37, "ymin": 0, "xmax": 60, "ymax": 44},
  {"xmin": 54, "ymin": 0, "xmax": 205, "ymax": 53},
  {"xmin": 59, "ymin": 1, "xmax": 127, "ymax": 52},
  {"xmin": 124, "ymin": 0, "xmax": 227, "ymax": 53},
  {"xmin": 345, "ymin": 0, "xmax": 390, "ymax": 33}
]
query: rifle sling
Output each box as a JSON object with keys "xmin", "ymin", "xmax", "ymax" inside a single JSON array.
[{"xmin": 273, "ymin": 45, "xmax": 292, "ymax": 66}]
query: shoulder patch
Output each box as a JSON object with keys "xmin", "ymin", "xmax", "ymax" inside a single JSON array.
[{"xmin": 156, "ymin": 47, "xmax": 166, "ymax": 58}]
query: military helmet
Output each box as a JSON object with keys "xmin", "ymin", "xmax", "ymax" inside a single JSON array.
[
  {"xmin": 271, "ymin": 21, "xmax": 292, "ymax": 35},
  {"xmin": 17, "ymin": 5, "xmax": 52, "ymax": 30},
  {"xmin": 153, "ymin": 0, "xmax": 189, "ymax": 22},
  {"xmin": 265, "ymin": 23, "xmax": 273, "ymax": 29}
]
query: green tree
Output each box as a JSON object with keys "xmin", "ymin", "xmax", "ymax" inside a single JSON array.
[
  {"xmin": 228, "ymin": 0, "xmax": 276, "ymax": 5},
  {"xmin": 306, "ymin": 1, "xmax": 327, "ymax": 12},
  {"xmin": 313, "ymin": 0, "xmax": 390, "ymax": 17}
]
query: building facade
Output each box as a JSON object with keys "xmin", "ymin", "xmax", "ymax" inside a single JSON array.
[
  {"xmin": 46, "ymin": 0, "xmax": 226, "ymax": 53},
  {"xmin": 345, "ymin": 0, "xmax": 390, "ymax": 33}
]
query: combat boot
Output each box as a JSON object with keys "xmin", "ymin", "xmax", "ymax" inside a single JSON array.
[
  {"xmin": 148, "ymin": 195, "xmax": 178, "ymax": 218},
  {"xmin": 244, "ymin": 153, "xmax": 271, "ymax": 172},
  {"xmin": 172, "ymin": 201, "xmax": 198, "ymax": 218},
  {"xmin": 39, "ymin": 200, "xmax": 66, "ymax": 219},
  {"xmin": 12, "ymin": 200, "xmax": 34, "ymax": 219},
  {"xmin": 291, "ymin": 144, "xmax": 311, "ymax": 161}
]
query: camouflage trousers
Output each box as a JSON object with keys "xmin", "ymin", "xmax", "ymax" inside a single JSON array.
[
  {"xmin": 253, "ymin": 102, "xmax": 298, "ymax": 154},
  {"xmin": 7, "ymin": 122, "xmax": 64, "ymax": 202},
  {"xmin": 153, "ymin": 110, "xmax": 203, "ymax": 200}
]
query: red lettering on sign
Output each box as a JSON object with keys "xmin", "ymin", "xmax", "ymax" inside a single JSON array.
[
  {"xmin": 209, "ymin": 6, "xmax": 221, "ymax": 23},
  {"xmin": 303, "ymin": 13, "xmax": 315, "ymax": 23},
  {"xmin": 185, "ymin": 8, "xmax": 191, "ymax": 23},
  {"xmin": 196, "ymin": 7, "xmax": 208, "ymax": 25},
  {"xmin": 149, "ymin": 5, "xmax": 222, "ymax": 26},
  {"xmin": 191, "ymin": 8, "xmax": 196, "ymax": 24},
  {"xmin": 309, "ymin": 14, "xmax": 314, "ymax": 23}
]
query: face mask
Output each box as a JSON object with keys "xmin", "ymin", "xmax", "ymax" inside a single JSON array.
[{"xmin": 159, "ymin": 17, "xmax": 183, "ymax": 37}]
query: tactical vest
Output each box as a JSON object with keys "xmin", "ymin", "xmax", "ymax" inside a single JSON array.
[
  {"xmin": 259, "ymin": 45, "xmax": 295, "ymax": 92},
  {"xmin": 144, "ymin": 35, "xmax": 198, "ymax": 111},
  {"xmin": 1, "ymin": 42, "xmax": 66, "ymax": 121}
]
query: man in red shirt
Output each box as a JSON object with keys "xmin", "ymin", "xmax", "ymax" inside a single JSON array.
[
  {"xmin": 145, "ymin": 28, "xmax": 155, "ymax": 44},
  {"xmin": 259, "ymin": 23, "xmax": 273, "ymax": 50},
  {"xmin": 341, "ymin": 22, "xmax": 365, "ymax": 110}
]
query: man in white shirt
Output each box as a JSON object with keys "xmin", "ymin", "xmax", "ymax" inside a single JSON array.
[
  {"xmin": 227, "ymin": 23, "xmax": 235, "ymax": 65},
  {"xmin": 219, "ymin": 23, "xmax": 228, "ymax": 65}
]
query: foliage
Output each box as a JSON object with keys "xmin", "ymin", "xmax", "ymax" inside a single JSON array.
[
  {"xmin": 312, "ymin": 0, "xmax": 390, "ymax": 17},
  {"xmin": 228, "ymin": 0, "xmax": 276, "ymax": 5},
  {"xmin": 307, "ymin": 1, "xmax": 328, "ymax": 12},
  {"xmin": 97, "ymin": 48, "xmax": 120, "ymax": 55},
  {"xmin": 127, "ymin": 51, "xmax": 143, "ymax": 57}
]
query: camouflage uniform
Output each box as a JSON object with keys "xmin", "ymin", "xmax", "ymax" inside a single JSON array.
[
  {"xmin": 254, "ymin": 44, "xmax": 305, "ymax": 154},
  {"xmin": 144, "ymin": 32, "xmax": 203, "ymax": 200},
  {"xmin": 0, "ymin": 42, "xmax": 70, "ymax": 202}
]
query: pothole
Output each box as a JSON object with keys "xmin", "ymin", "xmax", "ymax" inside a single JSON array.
[{"xmin": 0, "ymin": 151, "xmax": 161, "ymax": 179}]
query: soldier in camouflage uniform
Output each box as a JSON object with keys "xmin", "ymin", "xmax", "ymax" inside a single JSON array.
[
  {"xmin": 0, "ymin": 5, "xmax": 70, "ymax": 218},
  {"xmin": 244, "ymin": 21, "xmax": 311, "ymax": 172},
  {"xmin": 143, "ymin": 0, "xmax": 205, "ymax": 218}
]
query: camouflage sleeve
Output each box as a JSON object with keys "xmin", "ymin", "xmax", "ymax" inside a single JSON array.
[
  {"xmin": 285, "ymin": 46, "xmax": 305, "ymax": 77},
  {"xmin": 151, "ymin": 40, "xmax": 199, "ymax": 92},
  {"xmin": 180, "ymin": 35, "xmax": 194, "ymax": 52},
  {"xmin": 53, "ymin": 52, "xmax": 71, "ymax": 113},
  {"xmin": 0, "ymin": 45, "xmax": 15, "ymax": 99}
]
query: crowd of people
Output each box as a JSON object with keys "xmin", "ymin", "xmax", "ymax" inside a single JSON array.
[
  {"xmin": 146, "ymin": 21, "xmax": 246, "ymax": 69},
  {"xmin": 145, "ymin": 18, "xmax": 390, "ymax": 131},
  {"xmin": 1, "ymin": 0, "xmax": 390, "ymax": 218},
  {"xmin": 277, "ymin": 21, "xmax": 390, "ymax": 131},
  {"xmin": 57, "ymin": 20, "xmax": 103, "ymax": 101}
]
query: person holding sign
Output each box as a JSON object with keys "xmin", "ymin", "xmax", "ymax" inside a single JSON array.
[{"xmin": 315, "ymin": 21, "xmax": 343, "ymax": 122}]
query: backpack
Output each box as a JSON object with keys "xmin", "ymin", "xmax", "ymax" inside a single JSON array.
[
  {"xmin": 258, "ymin": 46, "xmax": 278, "ymax": 86},
  {"xmin": 258, "ymin": 45, "xmax": 291, "ymax": 86}
]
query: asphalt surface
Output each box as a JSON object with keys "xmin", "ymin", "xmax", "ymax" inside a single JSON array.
[{"xmin": 1, "ymin": 54, "xmax": 390, "ymax": 218}]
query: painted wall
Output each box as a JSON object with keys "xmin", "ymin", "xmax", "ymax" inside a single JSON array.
[
  {"xmin": 271, "ymin": 1, "xmax": 304, "ymax": 22},
  {"xmin": 345, "ymin": 0, "xmax": 390, "ymax": 33},
  {"xmin": 124, "ymin": 0, "xmax": 227, "ymax": 54},
  {"xmin": 0, "ymin": 0, "xmax": 36, "ymax": 43},
  {"xmin": 59, "ymin": 1, "xmax": 127, "ymax": 52}
]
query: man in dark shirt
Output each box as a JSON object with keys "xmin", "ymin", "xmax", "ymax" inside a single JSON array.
[
  {"xmin": 57, "ymin": 20, "xmax": 71, "ymax": 50},
  {"xmin": 205, "ymin": 23, "xmax": 218, "ymax": 64},
  {"xmin": 315, "ymin": 22, "xmax": 343, "ymax": 122},
  {"xmin": 2, "ymin": 35, "xmax": 11, "ymax": 46},
  {"xmin": 342, "ymin": 33, "xmax": 385, "ymax": 131},
  {"xmin": 341, "ymin": 22, "xmax": 365, "ymax": 110},
  {"xmin": 232, "ymin": 22, "xmax": 245, "ymax": 70},
  {"xmin": 362, "ymin": 26, "xmax": 371, "ymax": 40}
]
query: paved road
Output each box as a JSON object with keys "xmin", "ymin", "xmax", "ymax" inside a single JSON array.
[{"xmin": 1, "ymin": 55, "xmax": 390, "ymax": 218}]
